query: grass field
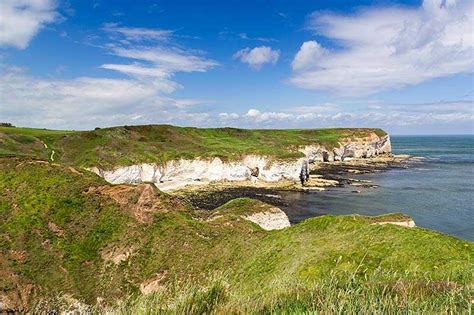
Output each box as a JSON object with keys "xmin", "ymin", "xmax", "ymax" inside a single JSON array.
[
  {"xmin": 102, "ymin": 271, "xmax": 471, "ymax": 314},
  {"xmin": 1, "ymin": 158, "xmax": 471, "ymax": 313},
  {"xmin": 0, "ymin": 124, "xmax": 387, "ymax": 168}
]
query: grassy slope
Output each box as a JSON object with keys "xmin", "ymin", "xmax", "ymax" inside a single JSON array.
[
  {"xmin": 0, "ymin": 158, "xmax": 472, "ymax": 312},
  {"xmin": 0, "ymin": 125, "xmax": 387, "ymax": 168}
]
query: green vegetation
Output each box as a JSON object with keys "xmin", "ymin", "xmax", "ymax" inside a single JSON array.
[
  {"xmin": 0, "ymin": 158, "xmax": 129, "ymax": 304},
  {"xmin": 1, "ymin": 158, "xmax": 472, "ymax": 313},
  {"xmin": 0, "ymin": 124, "xmax": 387, "ymax": 168},
  {"xmin": 101, "ymin": 271, "xmax": 471, "ymax": 314},
  {"xmin": 213, "ymin": 197, "xmax": 280, "ymax": 216}
]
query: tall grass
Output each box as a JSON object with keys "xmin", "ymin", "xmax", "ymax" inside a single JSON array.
[
  {"xmin": 256, "ymin": 272, "xmax": 471, "ymax": 314},
  {"xmin": 78, "ymin": 270, "xmax": 471, "ymax": 314},
  {"xmin": 103, "ymin": 276, "xmax": 227, "ymax": 315}
]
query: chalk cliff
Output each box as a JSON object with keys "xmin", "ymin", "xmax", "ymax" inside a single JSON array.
[
  {"xmin": 89, "ymin": 134, "xmax": 391, "ymax": 191},
  {"xmin": 244, "ymin": 207, "xmax": 291, "ymax": 230}
]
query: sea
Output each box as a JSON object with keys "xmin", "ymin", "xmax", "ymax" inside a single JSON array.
[{"xmin": 280, "ymin": 135, "xmax": 474, "ymax": 241}]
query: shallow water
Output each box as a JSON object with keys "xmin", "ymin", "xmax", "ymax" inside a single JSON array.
[{"xmin": 280, "ymin": 135, "xmax": 474, "ymax": 241}]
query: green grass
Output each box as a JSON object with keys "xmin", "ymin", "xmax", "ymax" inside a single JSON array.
[
  {"xmin": 89, "ymin": 270, "xmax": 471, "ymax": 314},
  {"xmin": 0, "ymin": 124, "xmax": 387, "ymax": 168},
  {"xmin": 0, "ymin": 126, "xmax": 76, "ymax": 136},
  {"xmin": 1, "ymin": 158, "xmax": 471, "ymax": 312},
  {"xmin": 0, "ymin": 159, "xmax": 129, "ymax": 302},
  {"xmin": 213, "ymin": 197, "xmax": 280, "ymax": 217}
]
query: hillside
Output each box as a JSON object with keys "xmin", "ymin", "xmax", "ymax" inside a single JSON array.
[
  {"xmin": 1, "ymin": 158, "xmax": 472, "ymax": 313},
  {"xmin": 0, "ymin": 125, "xmax": 387, "ymax": 168}
]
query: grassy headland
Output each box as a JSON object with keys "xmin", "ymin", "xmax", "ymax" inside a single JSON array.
[
  {"xmin": 1, "ymin": 158, "xmax": 471, "ymax": 313},
  {"xmin": 0, "ymin": 125, "xmax": 387, "ymax": 168}
]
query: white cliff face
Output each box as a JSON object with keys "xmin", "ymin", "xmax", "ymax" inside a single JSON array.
[
  {"xmin": 373, "ymin": 219, "xmax": 416, "ymax": 228},
  {"xmin": 89, "ymin": 157, "xmax": 304, "ymax": 191},
  {"xmin": 244, "ymin": 207, "xmax": 291, "ymax": 230},
  {"xmin": 300, "ymin": 134, "xmax": 391, "ymax": 162},
  {"xmin": 88, "ymin": 134, "xmax": 391, "ymax": 191}
]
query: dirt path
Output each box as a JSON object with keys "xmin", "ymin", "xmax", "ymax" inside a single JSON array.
[{"xmin": 39, "ymin": 140, "xmax": 55, "ymax": 161}]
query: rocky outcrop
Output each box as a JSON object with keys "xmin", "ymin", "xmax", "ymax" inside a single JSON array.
[
  {"xmin": 373, "ymin": 220, "xmax": 416, "ymax": 228},
  {"xmin": 300, "ymin": 134, "xmax": 391, "ymax": 162},
  {"xmin": 85, "ymin": 184, "xmax": 168, "ymax": 223},
  {"xmin": 244, "ymin": 207, "xmax": 291, "ymax": 230},
  {"xmin": 88, "ymin": 134, "xmax": 391, "ymax": 191},
  {"xmin": 139, "ymin": 271, "xmax": 168, "ymax": 295}
]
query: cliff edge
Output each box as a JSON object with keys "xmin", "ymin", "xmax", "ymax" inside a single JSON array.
[
  {"xmin": 0, "ymin": 125, "xmax": 390, "ymax": 191},
  {"xmin": 88, "ymin": 130, "xmax": 391, "ymax": 191}
]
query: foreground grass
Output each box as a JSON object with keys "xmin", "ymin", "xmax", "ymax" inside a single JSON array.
[
  {"xmin": 35, "ymin": 271, "xmax": 472, "ymax": 314},
  {"xmin": 1, "ymin": 158, "xmax": 472, "ymax": 312},
  {"xmin": 0, "ymin": 124, "xmax": 387, "ymax": 167}
]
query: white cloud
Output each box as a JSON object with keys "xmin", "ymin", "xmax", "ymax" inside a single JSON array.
[
  {"xmin": 0, "ymin": 66, "xmax": 214, "ymax": 129},
  {"xmin": 99, "ymin": 63, "xmax": 171, "ymax": 79},
  {"xmin": 4, "ymin": 61, "xmax": 469, "ymax": 132},
  {"xmin": 109, "ymin": 46, "xmax": 218, "ymax": 73},
  {"xmin": 290, "ymin": 0, "xmax": 474, "ymax": 94},
  {"xmin": 233, "ymin": 46, "xmax": 280, "ymax": 70},
  {"xmin": 244, "ymin": 109, "xmax": 293, "ymax": 122},
  {"xmin": 0, "ymin": 0, "xmax": 59, "ymax": 49},
  {"xmin": 218, "ymin": 30, "xmax": 276, "ymax": 42},
  {"xmin": 238, "ymin": 33, "xmax": 276, "ymax": 42},
  {"xmin": 291, "ymin": 41, "xmax": 327, "ymax": 71},
  {"xmin": 102, "ymin": 23, "xmax": 173, "ymax": 41},
  {"xmin": 98, "ymin": 44, "xmax": 218, "ymax": 105},
  {"xmin": 245, "ymin": 109, "xmax": 261, "ymax": 117},
  {"xmin": 219, "ymin": 112, "xmax": 240, "ymax": 120},
  {"xmin": 0, "ymin": 19, "xmax": 218, "ymax": 129},
  {"xmin": 0, "ymin": 67, "xmax": 158, "ymax": 127},
  {"xmin": 216, "ymin": 98, "xmax": 474, "ymax": 129},
  {"xmin": 172, "ymin": 98, "xmax": 208, "ymax": 109}
]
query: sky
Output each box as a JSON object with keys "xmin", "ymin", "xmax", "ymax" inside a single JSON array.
[{"xmin": 0, "ymin": 0, "xmax": 473, "ymax": 134}]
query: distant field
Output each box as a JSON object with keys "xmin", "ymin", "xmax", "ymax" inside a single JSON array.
[{"xmin": 0, "ymin": 124, "xmax": 387, "ymax": 168}]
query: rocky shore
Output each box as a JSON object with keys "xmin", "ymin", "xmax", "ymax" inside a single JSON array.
[{"xmin": 177, "ymin": 154, "xmax": 414, "ymax": 211}]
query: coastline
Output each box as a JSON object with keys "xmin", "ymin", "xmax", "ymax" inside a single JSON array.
[{"xmin": 176, "ymin": 154, "xmax": 415, "ymax": 210}]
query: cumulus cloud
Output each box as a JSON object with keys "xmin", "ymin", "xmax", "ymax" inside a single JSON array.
[
  {"xmin": 233, "ymin": 46, "xmax": 280, "ymax": 70},
  {"xmin": 0, "ymin": 0, "xmax": 59, "ymax": 49},
  {"xmin": 244, "ymin": 109, "xmax": 292, "ymax": 122},
  {"xmin": 219, "ymin": 112, "xmax": 240, "ymax": 120},
  {"xmin": 291, "ymin": 41, "xmax": 327, "ymax": 71},
  {"xmin": 214, "ymin": 98, "xmax": 474, "ymax": 130},
  {"xmin": 290, "ymin": 0, "xmax": 474, "ymax": 94}
]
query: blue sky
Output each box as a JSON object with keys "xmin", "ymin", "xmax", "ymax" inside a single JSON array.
[{"xmin": 0, "ymin": 0, "xmax": 473, "ymax": 134}]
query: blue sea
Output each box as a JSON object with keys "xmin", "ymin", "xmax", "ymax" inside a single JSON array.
[{"xmin": 281, "ymin": 135, "xmax": 474, "ymax": 241}]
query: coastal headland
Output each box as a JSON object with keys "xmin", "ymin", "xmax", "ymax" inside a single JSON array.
[{"xmin": 0, "ymin": 125, "xmax": 472, "ymax": 313}]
